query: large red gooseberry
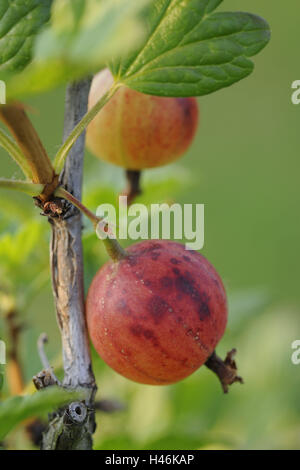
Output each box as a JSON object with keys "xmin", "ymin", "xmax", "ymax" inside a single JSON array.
[
  {"xmin": 86, "ymin": 69, "xmax": 199, "ymax": 170},
  {"xmin": 86, "ymin": 240, "xmax": 227, "ymax": 385}
]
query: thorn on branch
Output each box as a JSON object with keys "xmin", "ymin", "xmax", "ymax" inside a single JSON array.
[{"xmin": 205, "ymin": 348, "xmax": 244, "ymax": 394}]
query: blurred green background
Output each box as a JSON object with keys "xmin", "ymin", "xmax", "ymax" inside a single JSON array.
[{"xmin": 0, "ymin": 0, "xmax": 299, "ymax": 450}]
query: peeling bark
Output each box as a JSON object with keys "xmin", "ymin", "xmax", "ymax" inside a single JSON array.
[{"xmin": 42, "ymin": 80, "xmax": 97, "ymax": 450}]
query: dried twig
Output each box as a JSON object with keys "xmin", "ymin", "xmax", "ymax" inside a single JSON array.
[{"xmin": 33, "ymin": 333, "xmax": 62, "ymax": 388}]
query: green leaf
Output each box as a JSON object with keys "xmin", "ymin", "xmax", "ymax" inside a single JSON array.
[
  {"xmin": 0, "ymin": 219, "xmax": 49, "ymax": 307},
  {"xmin": 112, "ymin": 0, "xmax": 271, "ymax": 97},
  {"xmin": 5, "ymin": 0, "xmax": 148, "ymax": 98},
  {"xmin": 0, "ymin": 387, "xmax": 81, "ymax": 441},
  {"xmin": 0, "ymin": 0, "xmax": 52, "ymax": 74}
]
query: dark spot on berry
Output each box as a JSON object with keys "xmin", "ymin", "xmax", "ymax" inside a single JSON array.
[
  {"xmin": 127, "ymin": 256, "xmax": 138, "ymax": 266},
  {"xmin": 143, "ymin": 329, "xmax": 154, "ymax": 339},
  {"xmin": 170, "ymin": 258, "xmax": 180, "ymax": 265},
  {"xmin": 140, "ymin": 243, "xmax": 162, "ymax": 256},
  {"xmin": 148, "ymin": 295, "xmax": 169, "ymax": 322},
  {"xmin": 117, "ymin": 299, "xmax": 126, "ymax": 309},
  {"xmin": 160, "ymin": 276, "xmax": 173, "ymax": 289},
  {"xmin": 173, "ymin": 268, "xmax": 180, "ymax": 275},
  {"xmin": 177, "ymin": 98, "xmax": 193, "ymax": 121},
  {"xmin": 144, "ymin": 279, "xmax": 152, "ymax": 287},
  {"xmin": 198, "ymin": 292, "xmax": 211, "ymax": 320},
  {"xmin": 151, "ymin": 243, "xmax": 162, "ymax": 250},
  {"xmin": 151, "ymin": 251, "xmax": 161, "ymax": 261},
  {"xmin": 174, "ymin": 273, "xmax": 211, "ymax": 320},
  {"xmin": 183, "ymin": 255, "xmax": 191, "ymax": 262},
  {"xmin": 183, "ymin": 270, "xmax": 194, "ymax": 280},
  {"xmin": 117, "ymin": 299, "xmax": 132, "ymax": 315},
  {"xmin": 130, "ymin": 324, "xmax": 143, "ymax": 336},
  {"xmin": 130, "ymin": 325, "xmax": 158, "ymax": 346}
]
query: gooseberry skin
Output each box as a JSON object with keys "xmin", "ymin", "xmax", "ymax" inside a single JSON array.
[
  {"xmin": 86, "ymin": 240, "xmax": 227, "ymax": 385},
  {"xmin": 86, "ymin": 69, "xmax": 199, "ymax": 170}
]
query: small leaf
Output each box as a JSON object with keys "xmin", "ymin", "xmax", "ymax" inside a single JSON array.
[
  {"xmin": 112, "ymin": 0, "xmax": 271, "ymax": 97},
  {"xmin": 0, "ymin": 387, "xmax": 82, "ymax": 441},
  {"xmin": 0, "ymin": 0, "xmax": 52, "ymax": 74}
]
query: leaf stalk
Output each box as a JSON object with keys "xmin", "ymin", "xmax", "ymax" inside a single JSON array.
[
  {"xmin": 53, "ymin": 82, "xmax": 120, "ymax": 174},
  {"xmin": 0, "ymin": 178, "xmax": 45, "ymax": 196}
]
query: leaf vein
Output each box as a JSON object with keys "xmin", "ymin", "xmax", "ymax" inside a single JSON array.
[
  {"xmin": 127, "ymin": 27, "xmax": 266, "ymax": 78},
  {"xmin": 0, "ymin": 2, "xmax": 41, "ymax": 40},
  {"xmin": 126, "ymin": 56, "xmax": 251, "ymax": 85},
  {"xmin": 124, "ymin": 0, "xmax": 174, "ymax": 76}
]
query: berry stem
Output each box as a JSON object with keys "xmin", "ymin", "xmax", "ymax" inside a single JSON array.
[
  {"xmin": 55, "ymin": 186, "xmax": 127, "ymax": 262},
  {"xmin": 55, "ymin": 186, "xmax": 100, "ymax": 227},
  {"xmin": 101, "ymin": 237, "xmax": 127, "ymax": 262},
  {"xmin": 205, "ymin": 349, "xmax": 244, "ymax": 394},
  {"xmin": 123, "ymin": 169, "xmax": 142, "ymax": 205},
  {"xmin": 53, "ymin": 82, "xmax": 120, "ymax": 174}
]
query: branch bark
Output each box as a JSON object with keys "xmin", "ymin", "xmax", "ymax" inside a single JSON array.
[{"xmin": 42, "ymin": 80, "xmax": 97, "ymax": 450}]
